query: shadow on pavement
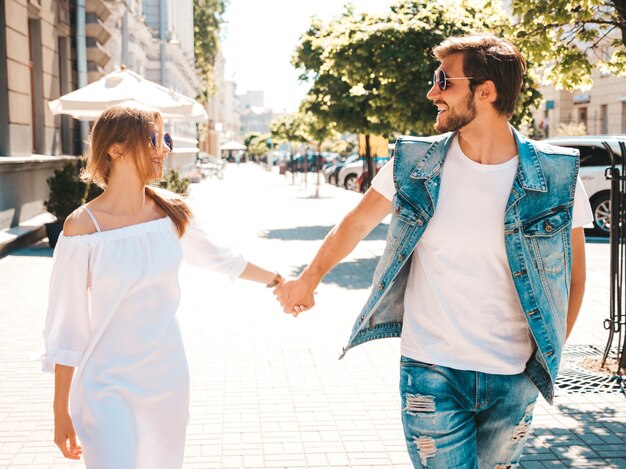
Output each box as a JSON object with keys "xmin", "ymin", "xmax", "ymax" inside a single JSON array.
[
  {"xmin": 521, "ymin": 404, "xmax": 626, "ymax": 468},
  {"xmin": 10, "ymin": 242, "xmax": 53, "ymax": 258},
  {"xmin": 291, "ymin": 257, "xmax": 378, "ymax": 289},
  {"xmin": 260, "ymin": 223, "xmax": 389, "ymax": 242}
]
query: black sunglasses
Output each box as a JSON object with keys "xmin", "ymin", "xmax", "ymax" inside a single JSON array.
[
  {"xmin": 433, "ymin": 69, "xmax": 476, "ymax": 91},
  {"xmin": 150, "ymin": 132, "xmax": 173, "ymax": 151}
]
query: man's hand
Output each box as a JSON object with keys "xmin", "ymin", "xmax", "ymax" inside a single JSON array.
[
  {"xmin": 274, "ymin": 277, "xmax": 316, "ymax": 317},
  {"xmin": 272, "ymin": 188, "xmax": 392, "ymax": 318}
]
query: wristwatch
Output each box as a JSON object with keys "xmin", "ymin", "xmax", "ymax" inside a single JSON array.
[{"xmin": 266, "ymin": 272, "xmax": 283, "ymax": 288}]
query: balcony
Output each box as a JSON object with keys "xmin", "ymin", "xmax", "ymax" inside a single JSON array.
[
  {"xmin": 86, "ymin": 37, "xmax": 111, "ymax": 68},
  {"xmin": 85, "ymin": 13, "xmax": 112, "ymax": 45},
  {"xmin": 85, "ymin": 0, "xmax": 112, "ymax": 22}
]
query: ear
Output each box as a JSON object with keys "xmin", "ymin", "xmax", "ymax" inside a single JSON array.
[
  {"xmin": 477, "ymin": 80, "xmax": 498, "ymax": 104},
  {"xmin": 108, "ymin": 143, "xmax": 125, "ymax": 161}
]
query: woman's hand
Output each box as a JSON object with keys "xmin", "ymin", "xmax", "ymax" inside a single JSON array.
[{"xmin": 54, "ymin": 408, "xmax": 82, "ymax": 460}]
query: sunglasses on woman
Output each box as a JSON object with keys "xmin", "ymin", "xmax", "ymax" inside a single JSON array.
[
  {"xmin": 433, "ymin": 69, "xmax": 476, "ymax": 91},
  {"xmin": 150, "ymin": 132, "xmax": 174, "ymax": 151}
]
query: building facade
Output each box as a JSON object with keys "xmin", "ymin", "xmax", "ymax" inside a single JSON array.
[
  {"xmin": 534, "ymin": 69, "xmax": 626, "ymax": 137},
  {"xmin": 240, "ymin": 107, "xmax": 275, "ymax": 136},
  {"xmin": 0, "ymin": 0, "xmax": 208, "ymax": 254},
  {"xmin": 0, "ymin": 0, "xmax": 80, "ymax": 248},
  {"xmin": 202, "ymin": 50, "xmax": 241, "ymax": 156}
]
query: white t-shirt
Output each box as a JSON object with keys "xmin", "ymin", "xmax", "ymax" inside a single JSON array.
[{"xmin": 371, "ymin": 136, "xmax": 594, "ymax": 374}]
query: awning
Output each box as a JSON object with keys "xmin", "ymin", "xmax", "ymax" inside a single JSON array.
[{"xmin": 48, "ymin": 68, "xmax": 208, "ymax": 122}]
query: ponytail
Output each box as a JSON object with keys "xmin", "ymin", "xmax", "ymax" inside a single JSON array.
[{"xmin": 145, "ymin": 186, "xmax": 192, "ymax": 237}]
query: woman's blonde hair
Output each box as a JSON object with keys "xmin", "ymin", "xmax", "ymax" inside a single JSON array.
[{"xmin": 82, "ymin": 106, "xmax": 191, "ymax": 237}]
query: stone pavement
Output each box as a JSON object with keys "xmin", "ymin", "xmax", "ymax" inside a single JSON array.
[{"xmin": 0, "ymin": 162, "xmax": 625, "ymax": 469}]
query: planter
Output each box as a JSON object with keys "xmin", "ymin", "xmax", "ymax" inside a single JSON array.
[{"xmin": 45, "ymin": 221, "xmax": 63, "ymax": 248}]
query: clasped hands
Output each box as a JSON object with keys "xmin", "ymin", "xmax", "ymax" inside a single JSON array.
[{"xmin": 273, "ymin": 277, "xmax": 315, "ymax": 317}]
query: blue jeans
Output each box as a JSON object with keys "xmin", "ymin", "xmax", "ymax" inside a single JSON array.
[{"xmin": 400, "ymin": 356, "xmax": 539, "ymax": 468}]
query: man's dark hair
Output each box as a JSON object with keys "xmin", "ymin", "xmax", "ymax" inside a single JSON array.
[{"xmin": 433, "ymin": 34, "xmax": 526, "ymax": 117}]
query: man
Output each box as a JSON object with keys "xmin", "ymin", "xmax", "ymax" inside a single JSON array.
[{"xmin": 275, "ymin": 34, "xmax": 592, "ymax": 468}]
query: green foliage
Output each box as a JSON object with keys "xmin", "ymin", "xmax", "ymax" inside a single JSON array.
[
  {"xmin": 158, "ymin": 169, "xmax": 190, "ymax": 196},
  {"xmin": 292, "ymin": 0, "xmax": 540, "ymax": 138},
  {"xmin": 86, "ymin": 182, "xmax": 103, "ymax": 202},
  {"xmin": 45, "ymin": 162, "xmax": 89, "ymax": 222},
  {"xmin": 270, "ymin": 115, "xmax": 309, "ymax": 145},
  {"xmin": 321, "ymin": 135, "xmax": 358, "ymax": 156},
  {"xmin": 298, "ymin": 100, "xmax": 340, "ymax": 146},
  {"xmin": 243, "ymin": 132, "xmax": 261, "ymax": 148},
  {"xmin": 246, "ymin": 133, "xmax": 271, "ymax": 157},
  {"xmin": 511, "ymin": 0, "xmax": 626, "ymax": 89},
  {"xmin": 194, "ymin": 0, "xmax": 226, "ymax": 100}
]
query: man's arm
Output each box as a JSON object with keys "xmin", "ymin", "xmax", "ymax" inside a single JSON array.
[
  {"xmin": 566, "ymin": 227, "xmax": 587, "ymax": 340},
  {"xmin": 275, "ymin": 188, "xmax": 393, "ymax": 315}
]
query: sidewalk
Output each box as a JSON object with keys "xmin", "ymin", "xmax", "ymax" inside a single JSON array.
[{"xmin": 0, "ymin": 163, "xmax": 625, "ymax": 468}]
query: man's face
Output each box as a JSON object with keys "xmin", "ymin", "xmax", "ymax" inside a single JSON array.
[{"xmin": 427, "ymin": 53, "xmax": 477, "ymax": 133}]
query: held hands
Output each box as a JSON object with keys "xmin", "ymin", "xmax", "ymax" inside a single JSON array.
[
  {"xmin": 273, "ymin": 277, "xmax": 316, "ymax": 317},
  {"xmin": 54, "ymin": 408, "xmax": 82, "ymax": 460}
]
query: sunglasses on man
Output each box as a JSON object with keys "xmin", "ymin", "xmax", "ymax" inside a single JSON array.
[
  {"xmin": 150, "ymin": 132, "xmax": 174, "ymax": 151},
  {"xmin": 433, "ymin": 69, "xmax": 476, "ymax": 91}
]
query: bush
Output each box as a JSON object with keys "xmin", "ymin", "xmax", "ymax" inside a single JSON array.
[
  {"xmin": 45, "ymin": 162, "xmax": 89, "ymax": 223},
  {"xmin": 157, "ymin": 169, "xmax": 190, "ymax": 196}
]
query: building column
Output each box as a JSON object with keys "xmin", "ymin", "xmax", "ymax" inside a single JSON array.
[{"xmin": 0, "ymin": 2, "xmax": 10, "ymax": 156}]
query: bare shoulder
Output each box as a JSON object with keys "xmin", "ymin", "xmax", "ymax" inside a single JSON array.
[{"xmin": 63, "ymin": 208, "xmax": 98, "ymax": 236}]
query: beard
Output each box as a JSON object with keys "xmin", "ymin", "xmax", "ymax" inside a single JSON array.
[{"xmin": 434, "ymin": 90, "xmax": 477, "ymax": 133}]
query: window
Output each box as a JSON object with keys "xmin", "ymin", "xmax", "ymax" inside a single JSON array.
[
  {"xmin": 575, "ymin": 145, "xmax": 618, "ymax": 167},
  {"xmin": 0, "ymin": 4, "xmax": 8, "ymax": 156},
  {"xmin": 28, "ymin": 18, "xmax": 44, "ymax": 154},
  {"xmin": 601, "ymin": 104, "xmax": 609, "ymax": 134},
  {"xmin": 579, "ymin": 107, "xmax": 588, "ymax": 130}
]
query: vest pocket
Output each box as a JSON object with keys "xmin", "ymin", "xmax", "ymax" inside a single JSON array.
[
  {"xmin": 522, "ymin": 208, "xmax": 571, "ymax": 275},
  {"xmin": 522, "ymin": 209, "xmax": 570, "ymax": 237}
]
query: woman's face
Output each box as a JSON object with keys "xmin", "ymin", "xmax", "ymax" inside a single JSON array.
[{"xmin": 147, "ymin": 126, "xmax": 172, "ymax": 179}]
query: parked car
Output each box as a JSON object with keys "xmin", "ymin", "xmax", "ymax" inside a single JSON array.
[
  {"xmin": 326, "ymin": 154, "xmax": 359, "ymax": 185},
  {"xmin": 337, "ymin": 156, "xmax": 389, "ymax": 191},
  {"xmin": 543, "ymin": 135, "xmax": 626, "ymax": 235}
]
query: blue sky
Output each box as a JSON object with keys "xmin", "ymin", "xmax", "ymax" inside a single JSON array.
[{"xmin": 220, "ymin": 0, "xmax": 392, "ymax": 111}]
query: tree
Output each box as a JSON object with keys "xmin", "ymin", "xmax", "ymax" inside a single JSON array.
[
  {"xmin": 243, "ymin": 131, "xmax": 261, "ymax": 149},
  {"xmin": 293, "ymin": 0, "xmax": 541, "ymax": 186},
  {"xmin": 296, "ymin": 104, "xmax": 340, "ymax": 195},
  {"xmin": 270, "ymin": 114, "xmax": 309, "ymax": 182},
  {"xmin": 511, "ymin": 0, "xmax": 626, "ymax": 90},
  {"xmin": 243, "ymin": 132, "xmax": 270, "ymax": 161},
  {"xmin": 194, "ymin": 0, "xmax": 226, "ymax": 100}
]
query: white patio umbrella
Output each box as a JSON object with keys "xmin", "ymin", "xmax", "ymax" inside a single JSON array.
[
  {"xmin": 48, "ymin": 68, "xmax": 208, "ymax": 122},
  {"xmin": 220, "ymin": 141, "xmax": 247, "ymax": 151}
]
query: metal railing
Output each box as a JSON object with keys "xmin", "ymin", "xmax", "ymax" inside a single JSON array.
[{"xmin": 601, "ymin": 141, "xmax": 626, "ymax": 392}]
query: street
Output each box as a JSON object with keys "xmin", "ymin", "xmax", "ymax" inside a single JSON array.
[{"xmin": 0, "ymin": 163, "xmax": 625, "ymax": 468}]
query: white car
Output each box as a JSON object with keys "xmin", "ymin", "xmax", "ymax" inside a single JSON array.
[
  {"xmin": 544, "ymin": 135, "xmax": 626, "ymax": 235},
  {"xmin": 337, "ymin": 159, "xmax": 366, "ymax": 191}
]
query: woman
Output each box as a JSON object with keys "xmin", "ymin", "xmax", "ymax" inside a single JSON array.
[{"xmin": 43, "ymin": 106, "xmax": 282, "ymax": 468}]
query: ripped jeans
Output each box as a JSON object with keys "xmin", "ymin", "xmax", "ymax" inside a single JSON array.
[{"xmin": 400, "ymin": 356, "xmax": 539, "ymax": 469}]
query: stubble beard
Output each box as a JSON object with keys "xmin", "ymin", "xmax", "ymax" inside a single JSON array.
[{"xmin": 434, "ymin": 90, "xmax": 478, "ymax": 133}]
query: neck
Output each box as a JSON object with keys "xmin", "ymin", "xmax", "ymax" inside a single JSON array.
[
  {"xmin": 100, "ymin": 167, "xmax": 147, "ymax": 215},
  {"xmin": 456, "ymin": 114, "xmax": 517, "ymax": 165}
]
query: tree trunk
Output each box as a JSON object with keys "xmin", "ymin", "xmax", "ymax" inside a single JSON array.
[
  {"xmin": 365, "ymin": 134, "xmax": 376, "ymax": 190},
  {"xmin": 315, "ymin": 141, "xmax": 321, "ymax": 198},
  {"xmin": 290, "ymin": 143, "xmax": 295, "ymax": 184}
]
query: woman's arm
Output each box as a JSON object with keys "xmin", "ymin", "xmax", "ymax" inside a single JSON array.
[
  {"xmin": 238, "ymin": 262, "xmax": 283, "ymax": 287},
  {"xmin": 53, "ymin": 365, "xmax": 82, "ymax": 460}
]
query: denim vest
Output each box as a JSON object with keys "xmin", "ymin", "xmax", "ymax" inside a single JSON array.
[{"xmin": 340, "ymin": 129, "xmax": 579, "ymax": 404}]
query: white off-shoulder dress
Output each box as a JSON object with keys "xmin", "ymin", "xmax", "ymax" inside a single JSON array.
[{"xmin": 42, "ymin": 212, "xmax": 247, "ymax": 469}]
